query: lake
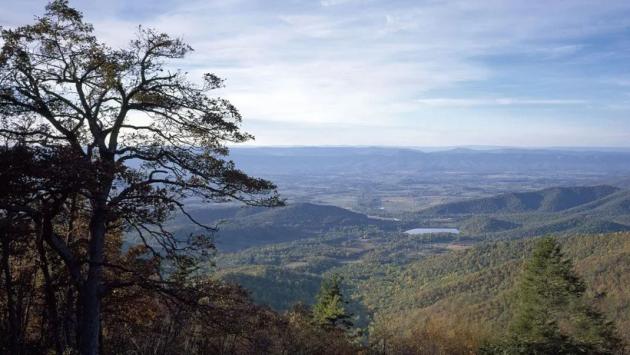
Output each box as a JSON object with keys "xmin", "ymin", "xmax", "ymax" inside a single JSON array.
[{"xmin": 404, "ymin": 228, "xmax": 460, "ymax": 235}]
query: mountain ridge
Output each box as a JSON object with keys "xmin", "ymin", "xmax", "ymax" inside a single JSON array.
[{"xmin": 419, "ymin": 185, "xmax": 621, "ymax": 215}]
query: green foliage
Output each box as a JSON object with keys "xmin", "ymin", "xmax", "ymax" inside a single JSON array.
[
  {"xmin": 461, "ymin": 216, "xmax": 520, "ymax": 234},
  {"xmin": 212, "ymin": 189, "xmax": 630, "ymax": 351},
  {"xmin": 283, "ymin": 303, "xmax": 361, "ymax": 355},
  {"xmin": 219, "ymin": 265, "xmax": 322, "ymax": 310},
  {"xmin": 312, "ymin": 274, "xmax": 353, "ymax": 329},
  {"xmin": 407, "ymin": 185, "xmax": 630, "ymax": 240},
  {"xmin": 504, "ymin": 237, "xmax": 621, "ymax": 354},
  {"xmin": 421, "ymin": 186, "xmax": 620, "ymax": 215},
  {"xmin": 355, "ymin": 232, "xmax": 630, "ymax": 352},
  {"xmin": 176, "ymin": 203, "xmax": 392, "ymax": 252}
]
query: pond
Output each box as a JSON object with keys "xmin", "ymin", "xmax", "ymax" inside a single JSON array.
[{"xmin": 404, "ymin": 228, "xmax": 460, "ymax": 235}]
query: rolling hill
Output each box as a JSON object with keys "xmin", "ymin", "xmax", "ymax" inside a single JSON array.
[
  {"xmin": 175, "ymin": 186, "xmax": 630, "ymax": 251},
  {"xmin": 460, "ymin": 216, "xmax": 520, "ymax": 234},
  {"xmin": 175, "ymin": 202, "xmax": 392, "ymax": 251},
  {"xmin": 419, "ymin": 185, "xmax": 620, "ymax": 215},
  {"xmin": 562, "ymin": 188, "xmax": 630, "ymax": 216}
]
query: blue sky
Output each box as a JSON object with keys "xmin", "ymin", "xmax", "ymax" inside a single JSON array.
[{"xmin": 3, "ymin": 0, "xmax": 630, "ymax": 147}]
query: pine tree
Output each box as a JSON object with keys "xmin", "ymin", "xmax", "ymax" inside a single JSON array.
[
  {"xmin": 505, "ymin": 237, "xmax": 621, "ymax": 354},
  {"xmin": 312, "ymin": 274, "xmax": 353, "ymax": 329}
]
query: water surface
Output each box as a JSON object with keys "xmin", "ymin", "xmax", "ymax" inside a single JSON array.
[{"xmin": 404, "ymin": 228, "xmax": 460, "ymax": 235}]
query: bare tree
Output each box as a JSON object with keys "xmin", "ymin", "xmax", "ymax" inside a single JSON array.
[{"xmin": 0, "ymin": 1, "xmax": 281, "ymax": 353}]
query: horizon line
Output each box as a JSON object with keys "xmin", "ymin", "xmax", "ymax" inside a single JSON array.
[{"xmin": 230, "ymin": 144, "xmax": 630, "ymax": 151}]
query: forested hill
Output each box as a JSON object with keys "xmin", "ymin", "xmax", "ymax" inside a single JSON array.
[
  {"xmin": 172, "ymin": 185, "xmax": 630, "ymax": 251},
  {"xmin": 419, "ymin": 185, "xmax": 620, "ymax": 215},
  {"xmin": 411, "ymin": 185, "xmax": 630, "ymax": 239},
  {"xmin": 459, "ymin": 216, "xmax": 521, "ymax": 234},
  {"xmin": 173, "ymin": 203, "xmax": 392, "ymax": 251},
  {"xmin": 214, "ymin": 186, "xmax": 630, "ymax": 322},
  {"xmin": 361, "ymin": 232, "xmax": 630, "ymax": 346},
  {"xmin": 227, "ymin": 202, "xmax": 379, "ymax": 228},
  {"xmin": 216, "ymin": 229, "xmax": 630, "ymax": 348},
  {"xmin": 181, "ymin": 202, "xmax": 378, "ymax": 227},
  {"xmin": 561, "ymin": 188, "xmax": 630, "ymax": 215}
]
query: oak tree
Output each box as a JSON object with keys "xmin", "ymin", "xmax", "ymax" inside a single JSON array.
[{"xmin": 0, "ymin": 1, "xmax": 281, "ymax": 353}]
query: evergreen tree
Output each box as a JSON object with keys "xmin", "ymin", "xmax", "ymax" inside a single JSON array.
[
  {"xmin": 312, "ymin": 274, "xmax": 353, "ymax": 329},
  {"xmin": 504, "ymin": 237, "xmax": 620, "ymax": 354}
]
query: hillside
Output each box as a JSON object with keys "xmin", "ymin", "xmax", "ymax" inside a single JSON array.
[
  {"xmin": 218, "ymin": 265, "xmax": 322, "ymax": 311},
  {"xmin": 562, "ymin": 188, "xmax": 630, "ymax": 216},
  {"xmin": 408, "ymin": 185, "xmax": 630, "ymax": 239},
  {"xmin": 419, "ymin": 185, "xmax": 620, "ymax": 215},
  {"xmin": 460, "ymin": 216, "xmax": 520, "ymax": 234},
  {"xmin": 176, "ymin": 203, "xmax": 392, "ymax": 251},
  {"xmin": 235, "ymin": 203, "xmax": 379, "ymax": 229},
  {"xmin": 512, "ymin": 217, "xmax": 630, "ymax": 238},
  {"xmin": 174, "ymin": 186, "xmax": 630, "ymax": 253},
  {"xmin": 217, "ymin": 229, "xmax": 630, "ymax": 346},
  {"xmin": 208, "ymin": 186, "xmax": 630, "ymax": 310},
  {"xmin": 357, "ymin": 233, "xmax": 630, "ymax": 345}
]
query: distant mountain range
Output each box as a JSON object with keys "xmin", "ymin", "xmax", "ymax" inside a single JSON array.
[{"xmin": 229, "ymin": 147, "xmax": 630, "ymax": 176}]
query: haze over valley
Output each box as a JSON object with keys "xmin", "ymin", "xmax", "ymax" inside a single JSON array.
[{"xmin": 162, "ymin": 147, "xmax": 630, "ymax": 345}]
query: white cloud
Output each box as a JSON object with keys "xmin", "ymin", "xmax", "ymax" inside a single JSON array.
[
  {"xmin": 4, "ymin": 0, "xmax": 630, "ymax": 146},
  {"xmin": 320, "ymin": 0, "xmax": 362, "ymax": 7}
]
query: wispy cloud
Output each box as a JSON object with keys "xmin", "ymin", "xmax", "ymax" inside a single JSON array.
[
  {"xmin": 3, "ymin": 0, "xmax": 630, "ymax": 147},
  {"xmin": 415, "ymin": 98, "xmax": 587, "ymax": 107},
  {"xmin": 320, "ymin": 0, "xmax": 362, "ymax": 7}
]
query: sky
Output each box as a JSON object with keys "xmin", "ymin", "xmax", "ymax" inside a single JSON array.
[{"xmin": 3, "ymin": 0, "xmax": 630, "ymax": 147}]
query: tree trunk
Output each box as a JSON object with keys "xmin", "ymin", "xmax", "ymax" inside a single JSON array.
[
  {"xmin": 38, "ymin": 216, "xmax": 65, "ymax": 354},
  {"xmin": 65, "ymin": 195, "xmax": 80, "ymax": 350},
  {"xmin": 0, "ymin": 227, "xmax": 20, "ymax": 354},
  {"xmin": 78, "ymin": 197, "xmax": 108, "ymax": 355}
]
